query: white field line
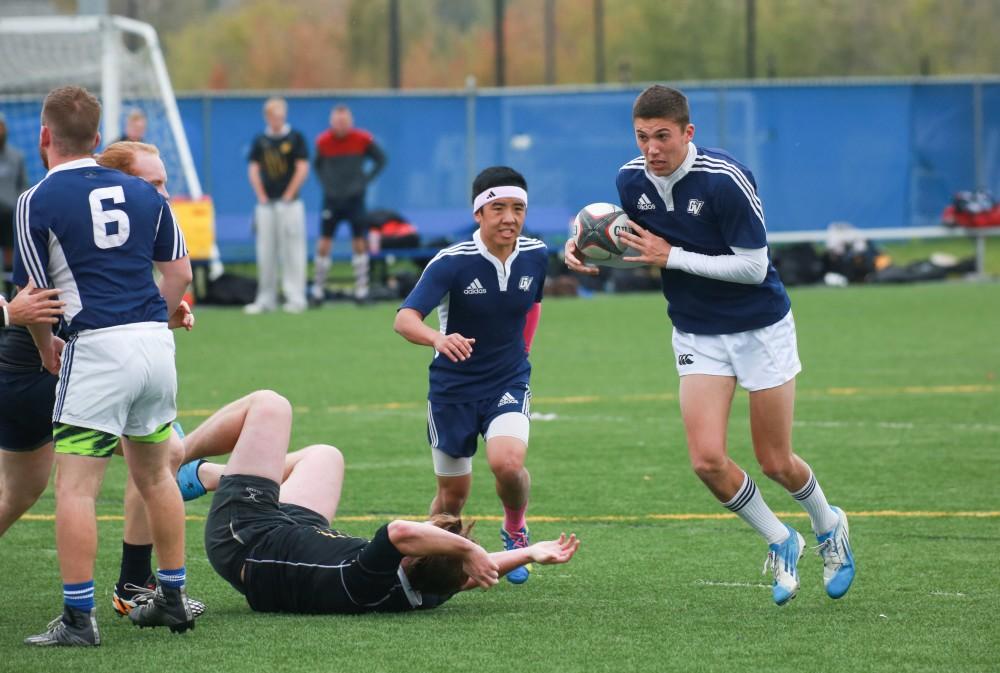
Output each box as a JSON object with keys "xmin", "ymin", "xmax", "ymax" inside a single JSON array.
[{"xmin": 694, "ymin": 580, "xmax": 770, "ymax": 589}]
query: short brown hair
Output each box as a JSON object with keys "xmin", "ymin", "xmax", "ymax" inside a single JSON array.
[
  {"xmin": 632, "ymin": 85, "xmax": 690, "ymax": 127},
  {"xmin": 97, "ymin": 141, "xmax": 159, "ymax": 174},
  {"xmin": 41, "ymin": 86, "xmax": 102, "ymax": 155},
  {"xmin": 405, "ymin": 514, "xmax": 477, "ymax": 595}
]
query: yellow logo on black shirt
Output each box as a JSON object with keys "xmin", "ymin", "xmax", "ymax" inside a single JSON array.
[{"xmin": 314, "ymin": 528, "xmax": 347, "ymax": 539}]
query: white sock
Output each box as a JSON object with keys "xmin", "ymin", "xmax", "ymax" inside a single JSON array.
[
  {"xmin": 723, "ymin": 471, "xmax": 788, "ymax": 545},
  {"xmin": 352, "ymin": 253, "xmax": 369, "ymax": 299},
  {"xmin": 790, "ymin": 468, "xmax": 839, "ymax": 535},
  {"xmin": 313, "ymin": 255, "xmax": 331, "ymax": 290}
]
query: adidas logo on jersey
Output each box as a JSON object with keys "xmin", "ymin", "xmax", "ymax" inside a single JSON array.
[
  {"xmin": 497, "ymin": 392, "xmax": 519, "ymax": 407},
  {"xmin": 463, "ymin": 278, "xmax": 487, "ymax": 295},
  {"xmin": 637, "ymin": 193, "xmax": 656, "ymax": 211}
]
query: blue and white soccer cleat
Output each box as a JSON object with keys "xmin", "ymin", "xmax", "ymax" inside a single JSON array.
[
  {"xmin": 500, "ymin": 526, "xmax": 532, "ymax": 585},
  {"xmin": 816, "ymin": 506, "xmax": 855, "ymax": 599},
  {"xmin": 764, "ymin": 525, "xmax": 805, "ymax": 606},
  {"xmin": 176, "ymin": 459, "xmax": 207, "ymax": 501}
]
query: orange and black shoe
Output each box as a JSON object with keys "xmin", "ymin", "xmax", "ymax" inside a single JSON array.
[{"xmin": 113, "ymin": 580, "xmax": 206, "ymax": 618}]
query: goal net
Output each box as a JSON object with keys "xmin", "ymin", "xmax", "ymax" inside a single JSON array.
[{"xmin": 0, "ymin": 14, "xmax": 202, "ymax": 199}]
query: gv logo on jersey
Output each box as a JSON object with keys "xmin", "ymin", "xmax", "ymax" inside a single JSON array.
[
  {"xmin": 687, "ymin": 199, "xmax": 705, "ymax": 215},
  {"xmin": 518, "ymin": 276, "xmax": 533, "ymax": 292}
]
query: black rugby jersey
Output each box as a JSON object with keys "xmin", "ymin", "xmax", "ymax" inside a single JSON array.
[
  {"xmin": 248, "ymin": 128, "xmax": 309, "ymax": 200},
  {"xmin": 243, "ymin": 524, "xmax": 453, "ymax": 614}
]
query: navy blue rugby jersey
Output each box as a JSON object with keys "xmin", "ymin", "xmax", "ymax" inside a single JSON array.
[
  {"xmin": 13, "ymin": 158, "xmax": 187, "ymax": 334},
  {"xmin": 617, "ymin": 143, "xmax": 790, "ymax": 335},
  {"xmin": 400, "ymin": 231, "xmax": 547, "ymax": 403}
]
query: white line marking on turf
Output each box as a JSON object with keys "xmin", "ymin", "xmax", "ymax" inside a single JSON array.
[
  {"xmin": 695, "ymin": 580, "xmax": 770, "ymax": 590},
  {"xmin": 930, "ymin": 591, "xmax": 967, "ymax": 597},
  {"xmin": 346, "ymin": 458, "xmax": 428, "ymax": 471},
  {"xmin": 793, "ymin": 420, "xmax": 999, "ymax": 432}
]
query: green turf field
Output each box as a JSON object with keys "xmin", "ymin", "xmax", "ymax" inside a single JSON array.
[{"xmin": 2, "ymin": 281, "xmax": 998, "ymax": 672}]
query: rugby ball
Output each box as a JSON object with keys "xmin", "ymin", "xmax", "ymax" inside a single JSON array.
[{"xmin": 570, "ymin": 203, "xmax": 639, "ymax": 267}]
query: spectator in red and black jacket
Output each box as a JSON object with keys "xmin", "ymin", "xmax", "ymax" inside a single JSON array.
[{"xmin": 311, "ymin": 105, "xmax": 387, "ymax": 304}]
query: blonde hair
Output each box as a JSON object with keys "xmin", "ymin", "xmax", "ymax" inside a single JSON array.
[
  {"xmin": 97, "ymin": 141, "xmax": 159, "ymax": 174},
  {"xmin": 264, "ymin": 97, "xmax": 287, "ymax": 116}
]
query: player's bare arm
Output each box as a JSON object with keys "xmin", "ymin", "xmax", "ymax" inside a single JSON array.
[
  {"xmin": 394, "ymin": 307, "xmax": 475, "ymax": 363},
  {"xmin": 3, "ymin": 277, "xmax": 64, "ymax": 326},
  {"xmin": 461, "ymin": 533, "xmax": 580, "ymax": 591},
  {"xmin": 247, "ymin": 161, "xmax": 268, "ymax": 205},
  {"xmin": 282, "ymin": 158, "xmax": 309, "ymax": 202},
  {"xmin": 387, "ymin": 520, "xmax": 500, "ymax": 589},
  {"xmin": 618, "ymin": 221, "xmax": 672, "ymax": 267},
  {"xmin": 563, "ymin": 238, "xmax": 600, "ymax": 276},
  {"xmin": 155, "ymin": 257, "xmax": 194, "ymax": 318}
]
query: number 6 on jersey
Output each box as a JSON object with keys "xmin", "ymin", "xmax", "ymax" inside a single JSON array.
[{"xmin": 89, "ymin": 186, "xmax": 131, "ymax": 249}]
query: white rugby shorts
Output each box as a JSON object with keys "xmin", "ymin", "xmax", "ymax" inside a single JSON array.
[
  {"xmin": 54, "ymin": 322, "xmax": 177, "ymax": 437},
  {"xmin": 671, "ymin": 310, "xmax": 801, "ymax": 391}
]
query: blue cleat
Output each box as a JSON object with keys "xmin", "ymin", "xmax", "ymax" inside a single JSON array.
[
  {"xmin": 171, "ymin": 420, "xmax": 185, "ymax": 439},
  {"xmin": 816, "ymin": 506, "xmax": 856, "ymax": 599},
  {"xmin": 176, "ymin": 459, "xmax": 207, "ymax": 501},
  {"xmin": 764, "ymin": 525, "xmax": 805, "ymax": 606},
  {"xmin": 500, "ymin": 526, "xmax": 532, "ymax": 585}
]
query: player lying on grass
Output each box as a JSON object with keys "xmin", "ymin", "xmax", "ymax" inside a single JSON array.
[{"xmin": 174, "ymin": 389, "xmax": 580, "ymax": 613}]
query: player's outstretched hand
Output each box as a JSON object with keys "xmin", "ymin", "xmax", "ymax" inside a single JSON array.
[
  {"xmin": 7, "ymin": 277, "xmax": 65, "ymax": 326},
  {"xmin": 433, "ymin": 332, "xmax": 475, "ymax": 363},
  {"xmin": 529, "ymin": 533, "xmax": 581, "ymax": 565},
  {"xmin": 168, "ymin": 299, "xmax": 195, "ymax": 331},
  {"xmin": 618, "ymin": 220, "xmax": 672, "ymax": 268},
  {"xmin": 463, "ymin": 545, "xmax": 500, "ymax": 590},
  {"xmin": 564, "ymin": 238, "xmax": 599, "ymax": 276}
]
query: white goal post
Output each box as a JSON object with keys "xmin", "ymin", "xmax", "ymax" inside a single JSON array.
[{"xmin": 0, "ymin": 14, "xmax": 202, "ymax": 199}]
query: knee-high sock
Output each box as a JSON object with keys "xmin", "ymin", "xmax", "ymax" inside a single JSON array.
[
  {"xmin": 352, "ymin": 253, "xmax": 369, "ymax": 299},
  {"xmin": 313, "ymin": 255, "xmax": 331, "ymax": 291},
  {"xmin": 723, "ymin": 471, "xmax": 788, "ymax": 545},
  {"xmin": 790, "ymin": 468, "xmax": 839, "ymax": 535}
]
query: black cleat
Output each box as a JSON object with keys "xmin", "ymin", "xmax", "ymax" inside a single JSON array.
[
  {"xmin": 128, "ymin": 585, "xmax": 196, "ymax": 634},
  {"xmin": 113, "ymin": 580, "xmax": 206, "ymax": 618},
  {"xmin": 25, "ymin": 605, "xmax": 101, "ymax": 647}
]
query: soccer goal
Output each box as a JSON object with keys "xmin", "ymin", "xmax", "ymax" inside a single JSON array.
[{"xmin": 0, "ymin": 14, "xmax": 202, "ymax": 200}]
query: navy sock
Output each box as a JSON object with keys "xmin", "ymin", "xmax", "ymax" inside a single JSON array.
[{"xmin": 117, "ymin": 541, "xmax": 154, "ymax": 591}]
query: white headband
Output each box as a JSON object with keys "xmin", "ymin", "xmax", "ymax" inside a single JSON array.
[{"xmin": 473, "ymin": 186, "xmax": 528, "ymax": 214}]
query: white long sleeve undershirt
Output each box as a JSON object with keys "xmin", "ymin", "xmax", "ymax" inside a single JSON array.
[{"xmin": 665, "ymin": 245, "xmax": 769, "ymax": 284}]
